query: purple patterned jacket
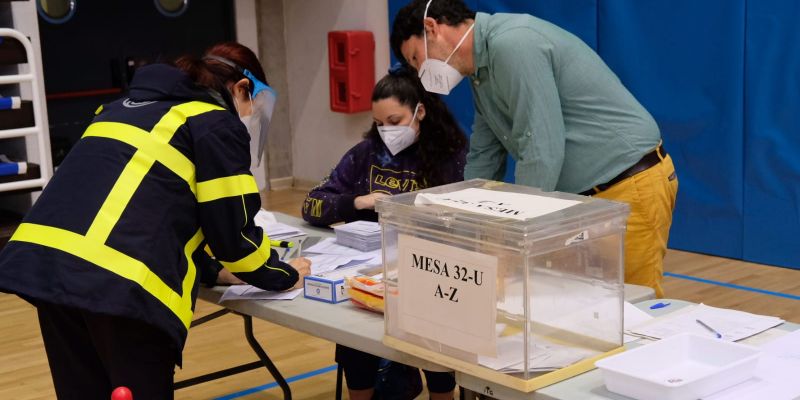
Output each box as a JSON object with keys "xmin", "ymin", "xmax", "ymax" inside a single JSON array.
[{"xmin": 302, "ymin": 136, "xmax": 465, "ymax": 226}]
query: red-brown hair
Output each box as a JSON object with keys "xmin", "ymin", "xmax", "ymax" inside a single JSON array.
[{"xmin": 174, "ymin": 42, "xmax": 267, "ymax": 97}]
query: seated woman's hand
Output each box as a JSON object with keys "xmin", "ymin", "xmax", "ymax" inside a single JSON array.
[{"xmin": 354, "ymin": 192, "xmax": 391, "ymax": 210}]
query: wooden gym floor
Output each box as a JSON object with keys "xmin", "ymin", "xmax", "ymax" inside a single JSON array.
[{"xmin": 1, "ymin": 188, "xmax": 798, "ymax": 400}]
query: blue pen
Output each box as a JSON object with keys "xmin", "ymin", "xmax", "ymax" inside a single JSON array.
[
  {"xmin": 696, "ymin": 319, "xmax": 723, "ymax": 339},
  {"xmin": 650, "ymin": 302, "xmax": 671, "ymax": 310}
]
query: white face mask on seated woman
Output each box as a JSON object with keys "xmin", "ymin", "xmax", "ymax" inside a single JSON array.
[{"xmin": 376, "ymin": 103, "xmax": 422, "ymax": 156}]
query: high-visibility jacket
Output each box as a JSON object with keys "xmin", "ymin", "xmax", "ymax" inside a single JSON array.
[{"xmin": 0, "ymin": 64, "xmax": 298, "ymax": 353}]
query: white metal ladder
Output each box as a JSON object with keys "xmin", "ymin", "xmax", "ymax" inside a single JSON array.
[{"xmin": 0, "ymin": 28, "xmax": 51, "ymax": 192}]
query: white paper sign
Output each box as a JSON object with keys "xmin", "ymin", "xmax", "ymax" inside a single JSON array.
[
  {"xmin": 397, "ymin": 234, "xmax": 498, "ymax": 356},
  {"xmin": 414, "ymin": 188, "xmax": 580, "ymax": 221}
]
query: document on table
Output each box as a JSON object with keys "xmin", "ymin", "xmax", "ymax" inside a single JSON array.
[
  {"xmin": 705, "ymin": 329, "xmax": 800, "ymax": 400},
  {"xmin": 219, "ymin": 286, "xmax": 303, "ymax": 302},
  {"xmin": 303, "ymin": 237, "xmax": 382, "ymax": 274},
  {"xmin": 305, "ymin": 238, "xmax": 382, "ymax": 263},
  {"xmin": 628, "ymin": 303, "xmax": 784, "ymax": 342},
  {"xmin": 307, "ymin": 253, "xmax": 374, "ymax": 275},
  {"xmin": 624, "ymin": 301, "xmax": 654, "ymax": 343},
  {"xmin": 254, "ymin": 209, "xmax": 306, "ymax": 240},
  {"xmin": 478, "ymin": 332, "xmax": 596, "ymax": 372}
]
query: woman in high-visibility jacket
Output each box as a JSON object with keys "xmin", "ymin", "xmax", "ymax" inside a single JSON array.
[{"xmin": 0, "ymin": 42, "xmax": 310, "ymax": 399}]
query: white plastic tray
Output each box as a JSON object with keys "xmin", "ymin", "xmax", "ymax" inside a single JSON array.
[{"xmin": 595, "ymin": 333, "xmax": 761, "ymax": 400}]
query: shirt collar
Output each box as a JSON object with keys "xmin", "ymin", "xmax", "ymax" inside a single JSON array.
[{"xmin": 472, "ymin": 12, "xmax": 491, "ymax": 73}]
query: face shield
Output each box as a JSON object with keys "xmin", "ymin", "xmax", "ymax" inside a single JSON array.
[
  {"xmin": 204, "ymin": 54, "xmax": 276, "ymax": 172},
  {"xmin": 241, "ymin": 68, "xmax": 276, "ymax": 167}
]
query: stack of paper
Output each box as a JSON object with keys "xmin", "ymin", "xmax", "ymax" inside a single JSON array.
[
  {"xmin": 628, "ymin": 303, "xmax": 784, "ymax": 342},
  {"xmin": 254, "ymin": 209, "xmax": 306, "ymax": 241},
  {"xmin": 304, "ymin": 237, "xmax": 382, "ymax": 275},
  {"xmin": 333, "ymin": 220, "xmax": 381, "ymax": 252},
  {"xmin": 478, "ymin": 331, "xmax": 596, "ymax": 373}
]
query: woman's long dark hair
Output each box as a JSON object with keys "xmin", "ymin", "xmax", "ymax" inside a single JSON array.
[{"xmin": 367, "ymin": 66, "xmax": 467, "ymax": 187}]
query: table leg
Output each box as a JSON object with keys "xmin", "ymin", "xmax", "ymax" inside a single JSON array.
[
  {"xmin": 242, "ymin": 314, "xmax": 292, "ymax": 400},
  {"xmin": 335, "ymin": 364, "xmax": 343, "ymax": 400}
]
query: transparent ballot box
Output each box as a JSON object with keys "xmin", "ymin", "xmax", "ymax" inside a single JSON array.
[{"xmin": 375, "ymin": 179, "xmax": 630, "ymax": 392}]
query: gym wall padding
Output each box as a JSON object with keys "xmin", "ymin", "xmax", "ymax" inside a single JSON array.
[
  {"xmin": 742, "ymin": 1, "xmax": 800, "ymax": 267},
  {"xmin": 596, "ymin": 1, "xmax": 746, "ymax": 261},
  {"xmin": 387, "ymin": 0, "xmax": 800, "ymax": 269}
]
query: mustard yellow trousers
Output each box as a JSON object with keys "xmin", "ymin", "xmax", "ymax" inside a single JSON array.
[{"xmin": 595, "ymin": 154, "xmax": 678, "ymax": 298}]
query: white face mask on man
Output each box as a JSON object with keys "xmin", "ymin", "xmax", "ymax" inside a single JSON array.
[
  {"xmin": 417, "ymin": 0, "xmax": 475, "ymax": 95},
  {"xmin": 377, "ymin": 103, "xmax": 421, "ymax": 156}
]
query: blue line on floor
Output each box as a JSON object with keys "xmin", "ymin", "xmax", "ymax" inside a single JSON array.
[
  {"xmin": 664, "ymin": 271, "xmax": 800, "ymax": 301},
  {"xmin": 215, "ymin": 364, "xmax": 338, "ymax": 400}
]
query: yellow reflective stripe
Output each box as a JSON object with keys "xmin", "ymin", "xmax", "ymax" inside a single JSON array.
[
  {"xmin": 218, "ymin": 235, "xmax": 271, "ymax": 273},
  {"xmin": 179, "ymin": 229, "xmax": 204, "ymax": 320},
  {"xmin": 151, "ymin": 101, "xmax": 224, "ymax": 143},
  {"xmin": 94, "ymin": 105, "xmax": 103, "ymax": 115},
  {"xmin": 85, "ymin": 151, "xmax": 155, "ymax": 241},
  {"xmin": 10, "ymin": 223, "xmax": 194, "ymax": 328},
  {"xmin": 238, "ymin": 194, "xmax": 263, "ymax": 258},
  {"xmin": 197, "ymin": 174, "xmax": 259, "ymax": 203},
  {"xmin": 83, "ymin": 122, "xmax": 197, "ymax": 194},
  {"xmin": 25, "ymin": 101, "xmax": 227, "ymax": 328}
]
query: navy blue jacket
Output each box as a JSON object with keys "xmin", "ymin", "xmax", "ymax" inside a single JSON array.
[{"xmin": 0, "ymin": 64, "xmax": 297, "ymax": 355}]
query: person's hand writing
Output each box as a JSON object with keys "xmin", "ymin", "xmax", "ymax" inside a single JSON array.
[
  {"xmin": 216, "ymin": 268, "xmax": 245, "ymax": 285},
  {"xmin": 289, "ymin": 257, "xmax": 311, "ymax": 290}
]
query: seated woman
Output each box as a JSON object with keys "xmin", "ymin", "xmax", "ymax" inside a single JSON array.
[
  {"xmin": 302, "ymin": 65, "xmax": 467, "ymax": 400},
  {"xmin": 301, "ymin": 65, "xmax": 466, "ymax": 227}
]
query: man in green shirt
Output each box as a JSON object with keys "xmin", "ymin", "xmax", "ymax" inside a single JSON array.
[{"xmin": 391, "ymin": 0, "xmax": 678, "ymax": 297}]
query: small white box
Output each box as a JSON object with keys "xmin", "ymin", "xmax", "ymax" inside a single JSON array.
[
  {"xmin": 304, "ymin": 275, "xmax": 348, "ymax": 304},
  {"xmin": 303, "ymin": 266, "xmax": 363, "ymax": 304},
  {"xmin": 596, "ymin": 333, "xmax": 761, "ymax": 400}
]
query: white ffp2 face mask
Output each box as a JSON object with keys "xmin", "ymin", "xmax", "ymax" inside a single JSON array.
[
  {"xmin": 377, "ymin": 104, "xmax": 421, "ymax": 156},
  {"xmin": 417, "ymin": 0, "xmax": 475, "ymax": 95}
]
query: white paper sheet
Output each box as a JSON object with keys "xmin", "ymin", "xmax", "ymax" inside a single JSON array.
[
  {"xmin": 303, "ymin": 237, "xmax": 382, "ymax": 265},
  {"xmin": 397, "ymin": 234, "xmax": 498, "ymax": 357},
  {"xmin": 414, "ymin": 188, "xmax": 580, "ymax": 221},
  {"xmin": 333, "ymin": 220, "xmax": 381, "ymax": 235},
  {"xmin": 254, "ymin": 209, "xmax": 277, "ymax": 224},
  {"xmin": 624, "ymin": 301, "xmax": 654, "ymax": 343},
  {"xmin": 478, "ymin": 334, "xmax": 597, "ymax": 372},
  {"xmin": 307, "ymin": 254, "xmax": 378, "ymax": 275},
  {"xmin": 219, "ymin": 286, "xmax": 302, "ymax": 302},
  {"xmin": 254, "ymin": 209, "xmax": 307, "ymax": 241},
  {"xmin": 629, "ymin": 304, "xmax": 784, "ymax": 342},
  {"xmin": 305, "ymin": 237, "xmax": 380, "ymax": 258},
  {"xmin": 496, "ymin": 275, "xmax": 623, "ymax": 343},
  {"xmin": 705, "ymin": 329, "xmax": 800, "ymax": 400}
]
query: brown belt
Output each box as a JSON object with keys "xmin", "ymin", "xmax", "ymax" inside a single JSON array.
[{"xmin": 580, "ymin": 145, "xmax": 667, "ymax": 196}]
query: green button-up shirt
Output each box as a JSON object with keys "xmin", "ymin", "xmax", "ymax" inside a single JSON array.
[{"xmin": 465, "ymin": 12, "xmax": 661, "ymax": 193}]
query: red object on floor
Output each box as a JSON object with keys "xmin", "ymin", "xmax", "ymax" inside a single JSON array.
[{"xmin": 111, "ymin": 386, "xmax": 133, "ymax": 400}]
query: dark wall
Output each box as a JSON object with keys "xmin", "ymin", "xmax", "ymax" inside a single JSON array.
[{"xmin": 38, "ymin": 0, "xmax": 235, "ymax": 164}]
